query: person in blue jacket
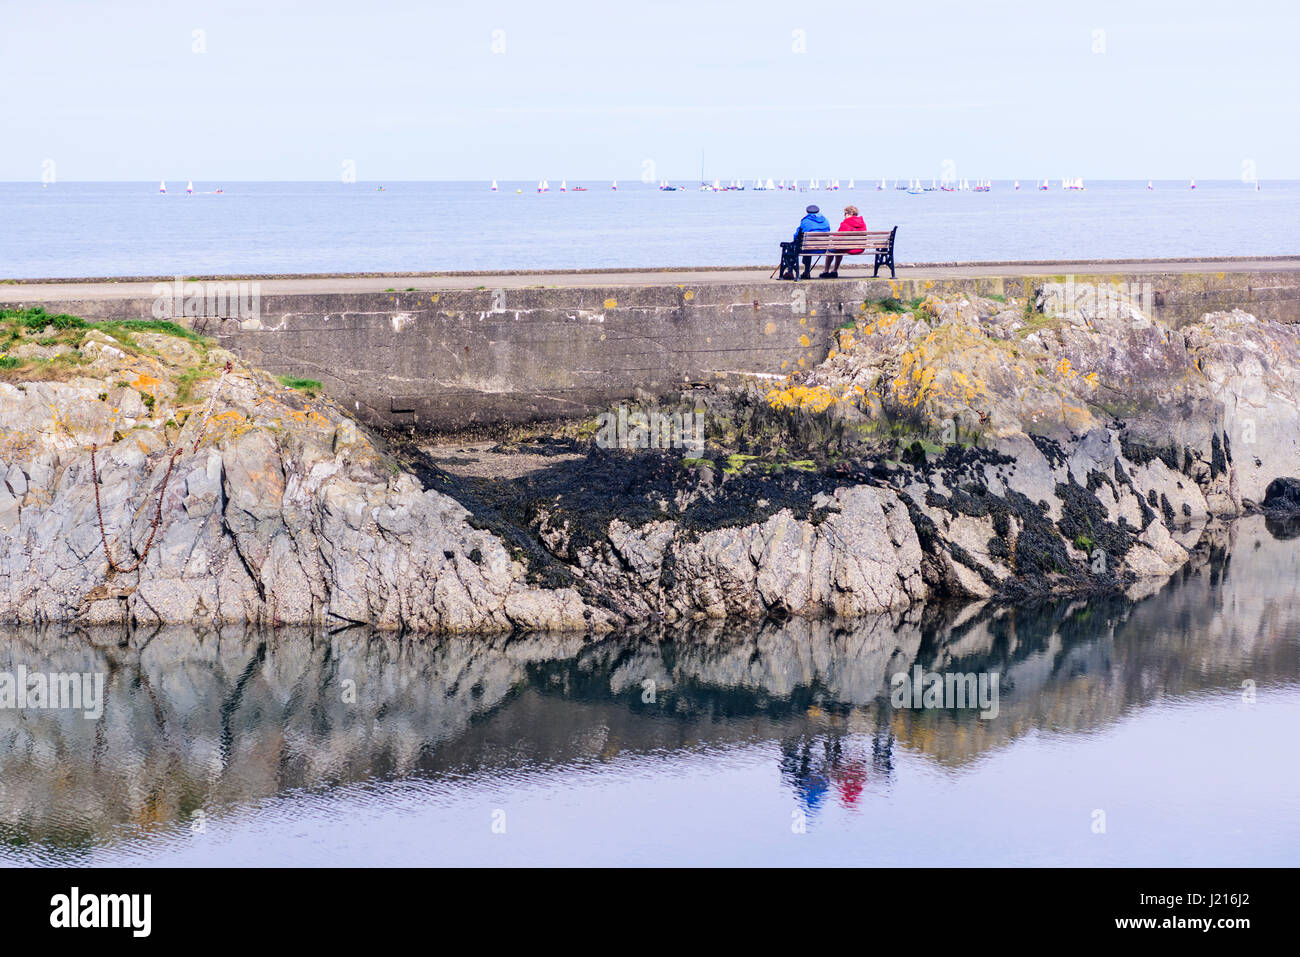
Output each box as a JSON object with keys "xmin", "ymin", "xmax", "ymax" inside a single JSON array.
[{"xmin": 778, "ymin": 205, "xmax": 831, "ymax": 280}]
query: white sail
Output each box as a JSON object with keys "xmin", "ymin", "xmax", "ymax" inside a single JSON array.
[
  {"xmin": 560, "ymin": 179, "xmax": 567, "ymax": 191},
  {"xmin": 1147, "ymin": 180, "xmax": 1154, "ymax": 190},
  {"xmin": 766, "ymin": 178, "xmax": 776, "ymax": 190},
  {"xmin": 490, "ymin": 179, "xmax": 498, "ymax": 191},
  {"xmin": 612, "ymin": 180, "xmax": 617, "ymax": 189},
  {"xmin": 159, "ymin": 180, "xmax": 166, "ymax": 193},
  {"xmin": 185, "ymin": 180, "xmax": 193, "ymax": 194}
]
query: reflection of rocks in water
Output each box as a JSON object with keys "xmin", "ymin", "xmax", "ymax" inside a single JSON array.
[
  {"xmin": 0, "ymin": 515, "xmax": 1296, "ymax": 846},
  {"xmin": 1264, "ymin": 513, "xmax": 1300, "ymax": 541},
  {"xmin": 890, "ymin": 516, "xmax": 1300, "ymax": 765}
]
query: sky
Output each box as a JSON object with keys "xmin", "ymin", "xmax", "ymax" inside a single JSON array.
[{"xmin": 2, "ymin": 0, "xmax": 1298, "ymax": 182}]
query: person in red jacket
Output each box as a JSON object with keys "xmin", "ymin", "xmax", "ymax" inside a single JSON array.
[{"xmin": 821, "ymin": 205, "xmax": 866, "ymax": 278}]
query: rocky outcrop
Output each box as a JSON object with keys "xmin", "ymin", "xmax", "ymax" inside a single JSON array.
[
  {"xmin": 3, "ymin": 291, "xmax": 1300, "ymax": 632},
  {"xmin": 0, "ymin": 320, "xmax": 608, "ymax": 632}
]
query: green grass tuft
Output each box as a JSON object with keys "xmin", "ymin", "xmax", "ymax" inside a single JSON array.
[{"xmin": 277, "ymin": 374, "xmax": 323, "ymax": 393}]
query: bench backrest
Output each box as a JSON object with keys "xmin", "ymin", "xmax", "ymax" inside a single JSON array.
[{"xmin": 798, "ymin": 229, "xmax": 894, "ymax": 252}]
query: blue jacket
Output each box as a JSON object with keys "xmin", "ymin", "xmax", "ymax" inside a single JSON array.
[{"xmin": 795, "ymin": 213, "xmax": 831, "ymax": 240}]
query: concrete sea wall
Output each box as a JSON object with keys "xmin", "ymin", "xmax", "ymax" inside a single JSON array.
[{"xmin": 18, "ymin": 267, "xmax": 1300, "ymax": 427}]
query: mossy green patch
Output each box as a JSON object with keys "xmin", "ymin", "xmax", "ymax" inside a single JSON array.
[{"xmin": 276, "ymin": 375, "xmax": 324, "ymax": 394}]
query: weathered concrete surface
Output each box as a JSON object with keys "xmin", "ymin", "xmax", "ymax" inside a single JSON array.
[{"xmin": 7, "ymin": 259, "xmax": 1300, "ymax": 427}]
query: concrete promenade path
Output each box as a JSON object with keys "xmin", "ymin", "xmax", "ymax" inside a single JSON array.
[{"xmin": 4, "ymin": 256, "xmax": 1300, "ymax": 303}]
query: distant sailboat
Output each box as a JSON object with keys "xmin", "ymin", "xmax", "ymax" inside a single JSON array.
[
  {"xmin": 612, "ymin": 180, "xmax": 617, "ymax": 190},
  {"xmin": 1190, "ymin": 179, "xmax": 1196, "ymax": 189},
  {"xmin": 560, "ymin": 179, "xmax": 567, "ymax": 191},
  {"xmin": 186, "ymin": 180, "xmax": 194, "ymax": 194},
  {"xmin": 766, "ymin": 178, "xmax": 776, "ymax": 190},
  {"xmin": 847, "ymin": 179, "xmax": 855, "ymax": 189},
  {"xmin": 1147, "ymin": 180, "xmax": 1154, "ymax": 190},
  {"xmin": 159, "ymin": 180, "xmax": 166, "ymax": 193},
  {"xmin": 1014, "ymin": 179, "xmax": 1020, "ymax": 190},
  {"xmin": 490, "ymin": 179, "xmax": 498, "ymax": 191}
]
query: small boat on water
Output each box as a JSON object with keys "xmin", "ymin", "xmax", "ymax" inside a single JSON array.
[
  {"xmin": 186, "ymin": 180, "xmax": 194, "ymax": 194},
  {"xmin": 1147, "ymin": 180, "xmax": 1154, "ymax": 190},
  {"xmin": 490, "ymin": 179, "xmax": 498, "ymax": 191},
  {"xmin": 1038, "ymin": 178, "xmax": 1050, "ymax": 190},
  {"xmin": 847, "ymin": 178, "xmax": 855, "ymax": 189},
  {"xmin": 876, "ymin": 179, "xmax": 885, "ymax": 190},
  {"xmin": 1014, "ymin": 179, "xmax": 1021, "ymax": 190},
  {"xmin": 766, "ymin": 178, "xmax": 776, "ymax": 190},
  {"xmin": 611, "ymin": 180, "xmax": 617, "ymax": 190},
  {"xmin": 159, "ymin": 180, "xmax": 166, "ymax": 193},
  {"xmin": 1190, "ymin": 179, "xmax": 1197, "ymax": 189},
  {"xmin": 571, "ymin": 185, "xmax": 587, "ymax": 191},
  {"xmin": 560, "ymin": 179, "xmax": 567, "ymax": 191}
]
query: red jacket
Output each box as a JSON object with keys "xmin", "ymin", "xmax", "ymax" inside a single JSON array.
[{"xmin": 839, "ymin": 215, "xmax": 867, "ymax": 254}]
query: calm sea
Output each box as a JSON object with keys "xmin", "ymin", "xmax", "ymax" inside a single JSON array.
[
  {"xmin": 2, "ymin": 180, "xmax": 1297, "ymax": 278},
  {"xmin": 1, "ymin": 515, "xmax": 1297, "ymax": 866}
]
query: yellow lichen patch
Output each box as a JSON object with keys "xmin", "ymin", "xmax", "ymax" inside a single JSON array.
[
  {"xmin": 1083, "ymin": 371, "xmax": 1099, "ymax": 389},
  {"xmin": 132, "ymin": 373, "xmax": 162, "ymax": 396},
  {"xmin": 683, "ymin": 290, "xmax": 694, "ymax": 301},
  {"xmin": 799, "ymin": 334, "xmax": 811, "ymax": 348},
  {"xmin": 603, "ymin": 298, "xmax": 618, "ymax": 309},
  {"xmin": 1056, "ymin": 357, "xmax": 1076, "ymax": 378},
  {"xmin": 765, "ymin": 384, "xmax": 841, "ymax": 414}
]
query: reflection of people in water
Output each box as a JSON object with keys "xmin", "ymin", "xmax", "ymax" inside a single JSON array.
[
  {"xmin": 834, "ymin": 759, "xmax": 867, "ymax": 806},
  {"xmin": 780, "ymin": 736, "xmax": 831, "ymax": 816},
  {"xmin": 780, "ymin": 726, "xmax": 887, "ymax": 815}
]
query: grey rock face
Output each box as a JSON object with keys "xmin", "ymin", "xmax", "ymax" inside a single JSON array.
[{"xmin": 4, "ymin": 293, "xmax": 1300, "ymax": 631}]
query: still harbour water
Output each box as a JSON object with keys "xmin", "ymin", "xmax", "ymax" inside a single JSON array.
[
  {"xmin": 1, "ymin": 516, "xmax": 1297, "ymax": 867},
  {"xmin": 2, "ymin": 180, "xmax": 1298, "ymax": 278}
]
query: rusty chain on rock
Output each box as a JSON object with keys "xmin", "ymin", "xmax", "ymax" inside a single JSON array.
[{"xmin": 92, "ymin": 361, "xmax": 233, "ymax": 575}]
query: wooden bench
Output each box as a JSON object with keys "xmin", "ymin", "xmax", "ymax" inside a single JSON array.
[{"xmin": 776, "ymin": 227, "xmax": 898, "ymax": 279}]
